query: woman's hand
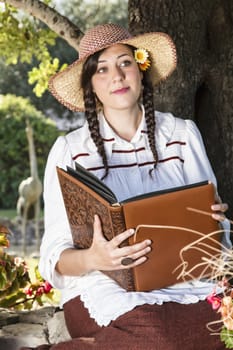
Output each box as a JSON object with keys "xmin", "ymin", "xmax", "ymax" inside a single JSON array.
[
  {"xmin": 88, "ymin": 215, "xmax": 151, "ymax": 272},
  {"xmin": 211, "ymin": 196, "xmax": 228, "ymax": 222}
]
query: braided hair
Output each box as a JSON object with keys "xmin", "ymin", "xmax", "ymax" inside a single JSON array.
[
  {"xmin": 142, "ymin": 71, "xmax": 158, "ymax": 170},
  {"xmin": 81, "ymin": 50, "xmax": 109, "ymax": 178},
  {"xmin": 81, "ymin": 47, "xmax": 158, "ymax": 179}
]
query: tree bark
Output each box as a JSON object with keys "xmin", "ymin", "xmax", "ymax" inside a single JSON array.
[
  {"xmin": 128, "ymin": 0, "xmax": 233, "ymax": 212},
  {"xmin": 4, "ymin": 0, "xmax": 83, "ymax": 50}
]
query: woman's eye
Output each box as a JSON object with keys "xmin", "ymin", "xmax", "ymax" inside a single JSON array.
[
  {"xmin": 97, "ymin": 66, "xmax": 107, "ymax": 74},
  {"xmin": 120, "ymin": 60, "xmax": 132, "ymax": 67}
]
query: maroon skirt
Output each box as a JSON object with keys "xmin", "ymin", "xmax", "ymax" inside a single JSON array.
[{"xmin": 21, "ymin": 296, "xmax": 226, "ymax": 350}]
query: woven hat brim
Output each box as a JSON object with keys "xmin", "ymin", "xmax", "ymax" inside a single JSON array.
[{"xmin": 49, "ymin": 32, "xmax": 177, "ymax": 112}]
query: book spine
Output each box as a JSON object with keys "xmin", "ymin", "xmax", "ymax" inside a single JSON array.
[
  {"xmin": 102, "ymin": 207, "xmax": 136, "ymax": 292},
  {"xmin": 109, "ymin": 206, "xmax": 126, "ymax": 237}
]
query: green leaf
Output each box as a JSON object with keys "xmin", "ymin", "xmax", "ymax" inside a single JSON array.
[
  {"xmin": 0, "ymin": 4, "xmax": 57, "ymax": 66},
  {"xmin": 0, "ymin": 233, "xmax": 10, "ymax": 248},
  {"xmin": 0, "ymin": 290, "xmax": 26, "ymax": 308},
  {"xmin": 36, "ymin": 295, "xmax": 43, "ymax": 307},
  {"xmin": 34, "ymin": 265, "xmax": 44, "ymax": 282},
  {"xmin": 220, "ymin": 327, "xmax": 233, "ymax": 348},
  {"xmin": 0, "ymin": 273, "xmax": 7, "ymax": 290},
  {"xmin": 28, "ymin": 56, "xmax": 64, "ymax": 97}
]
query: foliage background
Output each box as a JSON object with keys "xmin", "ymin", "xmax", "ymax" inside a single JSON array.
[
  {"xmin": 0, "ymin": 0, "xmax": 128, "ymax": 210},
  {"xmin": 0, "ymin": 94, "xmax": 61, "ymax": 209},
  {"xmin": 0, "ymin": 0, "xmax": 128, "ymax": 121}
]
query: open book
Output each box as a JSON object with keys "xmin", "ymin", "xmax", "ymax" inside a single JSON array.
[{"xmin": 56, "ymin": 163, "xmax": 222, "ymax": 292}]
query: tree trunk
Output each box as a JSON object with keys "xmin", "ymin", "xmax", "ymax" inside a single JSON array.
[{"xmin": 128, "ymin": 0, "xmax": 233, "ymax": 213}]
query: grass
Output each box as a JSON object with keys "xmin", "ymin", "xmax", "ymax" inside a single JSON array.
[
  {"xmin": 0, "ymin": 209, "xmax": 17, "ymax": 220},
  {"xmin": 0, "ymin": 209, "xmax": 44, "ymax": 220}
]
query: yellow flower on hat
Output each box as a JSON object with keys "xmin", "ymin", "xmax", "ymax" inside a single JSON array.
[
  {"xmin": 134, "ymin": 48, "xmax": 149, "ymax": 63},
  {"xmin": 138, "ymin": 59, "xmax": 151, "ymax": 71},
  {"xmin": 134, "ymin": 48, "xmax": 151, "ymax": 71}
]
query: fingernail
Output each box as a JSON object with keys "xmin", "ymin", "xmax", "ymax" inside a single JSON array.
[
  {"xmin": 129, "ymin": 229, "xmax": 135, "ymax": 235},
  {"xmin": 212, "ymin": 213, "xmax": 219, "ymax": 220}
]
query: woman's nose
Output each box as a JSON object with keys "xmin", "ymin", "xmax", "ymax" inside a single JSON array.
[{"xmin": 112, "ymin": 65, "xmax": 124, "ymax": 82}]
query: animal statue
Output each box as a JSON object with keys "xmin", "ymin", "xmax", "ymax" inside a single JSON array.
[{"xmin": 16, "ymin": 119, "xmax": 43, "ymax": 256}]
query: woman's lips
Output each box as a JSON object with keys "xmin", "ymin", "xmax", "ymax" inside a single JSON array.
[{"xmin": 112, "ymin": 87, "xmax": 129, "ymax": 94}]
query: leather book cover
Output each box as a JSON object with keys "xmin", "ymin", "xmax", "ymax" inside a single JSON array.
[
  {"xmin": 124, "ymin": 182, "xmax": 221, "ymax": 291},
  {"xmin": 57, "ymin": 166, "xmax": 221, "ymax": 292}
]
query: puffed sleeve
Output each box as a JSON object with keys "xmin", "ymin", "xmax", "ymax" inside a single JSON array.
[{"xmin": 39, "ymin": 136, "xmax": 79, "ymax": 289}]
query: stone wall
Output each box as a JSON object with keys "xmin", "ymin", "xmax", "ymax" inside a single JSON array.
[{"xmin": 0, "ymin": 306, "xmax": 71, "ymax": 350}]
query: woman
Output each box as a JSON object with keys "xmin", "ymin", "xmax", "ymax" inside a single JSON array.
[{"xmin": 22, "ymin": 23, "xmax": 231, "ymax": 350}]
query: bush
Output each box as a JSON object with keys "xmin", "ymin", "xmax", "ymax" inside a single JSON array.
[
  {"xmin": 0, "ymin": 225, "xmax": 56, "ymax": 309},
  {"xmin": 0, "ymin": 94, "xmax": 62, "ymax": 209}
]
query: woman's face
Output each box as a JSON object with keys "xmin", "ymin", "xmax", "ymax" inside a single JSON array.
[{"xmin": 91, "ymin": 44, "xmax": 142, "ymax": 112}]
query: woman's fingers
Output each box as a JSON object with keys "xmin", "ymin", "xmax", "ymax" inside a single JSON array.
[
  {"xmin": 91, "ymin": 215, "xmax": 151, "ymax": 271},
  {"xmin": 92, "ymin": 214, "xmax": 106, "ymax": 241},
  {"xmin": 211, "ymin": 202, "xmax": 229, "ymax": 221},
  {"xmin": 118, "ymin": 239, "xmax": 151, "ymax": 259},
  {"xmin": 110, "ymin": 227, "xmax": 136, "ymax": 247},
  {"xmin": 119, "ymin": 255, "xmax": 148, "ymax": 269},
  {"xmin": 211, "ymin": 203, "xmax": 228, "ymax": 213},
  {"xmin": 109, "ymin": 228, "xmax": 152, "ymax": 264}
]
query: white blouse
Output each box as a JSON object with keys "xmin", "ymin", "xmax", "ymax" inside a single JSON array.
[{"xmin": 39, "ymin": 109, "xmax": 231, "ymax": 326}]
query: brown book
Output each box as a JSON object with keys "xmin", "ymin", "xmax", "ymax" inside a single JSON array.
[{"xmin": 56, "ymin": 164, "xmax": 222, "ymax": 292}]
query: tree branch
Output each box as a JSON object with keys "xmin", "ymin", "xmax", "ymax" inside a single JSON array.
[{"xmin": 4, "ymin": 0, "xmax": 83, "ymax": 51}]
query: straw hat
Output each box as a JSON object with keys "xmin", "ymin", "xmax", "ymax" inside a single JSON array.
[{"xmin": 49, "ymin": 23, "xmax": 177, "ymax": 112}]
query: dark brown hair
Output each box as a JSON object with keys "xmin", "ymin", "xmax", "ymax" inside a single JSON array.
[{"xmin": 81, "ymin": 47, "xmax": 158, "ymax": 178}]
